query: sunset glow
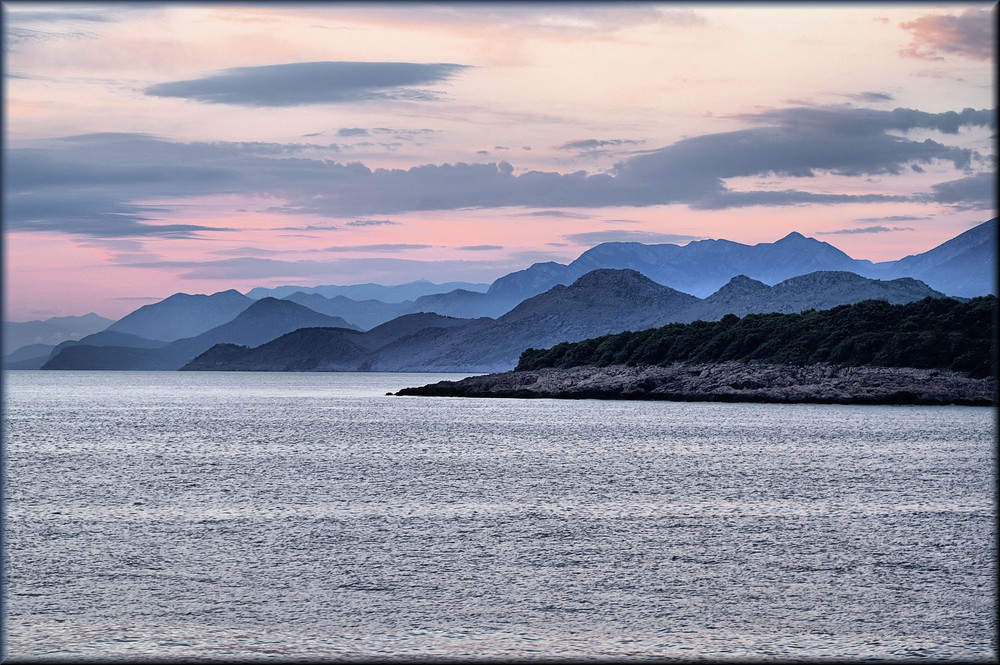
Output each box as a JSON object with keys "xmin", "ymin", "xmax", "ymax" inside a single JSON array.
[{"xmin": 3, "ymin": 2, "xmax": 995, "ymax": 320}]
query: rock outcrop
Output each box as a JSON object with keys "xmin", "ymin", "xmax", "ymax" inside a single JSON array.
[{"xmin": 395, "ymin": 362, "xmax": 997, "ymax": 406}]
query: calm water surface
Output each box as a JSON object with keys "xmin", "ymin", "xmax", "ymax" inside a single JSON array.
[{"xmin": 3, "ymin": 370, "xmax": 996, "ymax": 661}]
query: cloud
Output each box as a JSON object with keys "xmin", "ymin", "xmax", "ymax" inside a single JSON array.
[
  {"xmin": 515, "ymin": 210, "xmax": 592, "ymax": 219},
  {"xmin": 2, "ymin": 188, "xmax": 234, "ymax": 238},
  {"xmin": 4, "ymin": 4, "xmax": 163, "ymax": 48},
  {"xmin": 5, "ymin": 9, "xmax": 116, "ymax": 23},
  {"xmin": 6, "ymin": 5, "xmax": 161, "ymax": 24},
  {"xmin": 816, "ymin": 226, "xmax": 914, "ymax": 235},
  {"xmin": 900, "ymin": 8, "xmax": 995, "ymax": 61},
  {"xmin": 555, "ymin": 138, "xmax": 644, "ymax": 151},
  {"xmin": 211, "ymin": 247, "xmax": 289, "ymax": 257},
  {"xmin": 6, "ymin": 105, "xmax": 994, "ymax": 241},
  {"xmin": 320, "ymin": 244, "xmax": 432, "ymax": 252},
  {"xmin": 733, "ymin": 105, "xmax": 995, "ymax": 137},
  {"xmin": 853, "ymin": 215, "xmax": 927, "ymax": 223},
  {"xmin": 337, "ymin": 128, "xmax": 370, "ymax": 137},
  {"xmin": 928, "ymin": 172, "xmax": 997, "ymax": 210},
  {"xmin": 346, "ymin": 219, "xmax": 398, "ymax": 227},
  {"xmin": 564, "ymin": 230, "xmax": 704, "ymax": 245},
  {"xmin": 457, "ymin": 245, "xmax": 503, "ymax": 251},
  {"xmin": 144, "ymin": 61, "xmax": 471, "ymax": 107},
  {"xmin": 689, "ymin": 191, "xmax": 913, "ymax": 211},
  {"xmin": 273, "ymin": 224, "xmax": 341, "ymax": 231},
  {"xmin": 5, "ymin": 26, "xmax": 98, "ymax": 48},
  {"xmin": 843, "ymin": 91, "xmax": 895, "ymax": 103}
]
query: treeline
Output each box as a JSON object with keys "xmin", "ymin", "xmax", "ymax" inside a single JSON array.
[{"xmin": 516, "ymin": 296, "xmax": 997, "ymax": 379}]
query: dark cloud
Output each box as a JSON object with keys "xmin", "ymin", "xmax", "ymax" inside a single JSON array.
[
  {"xmin": 854, "ymin": 215, "xmax": 927, "ymax": 223},
  {"xmin": 273, "ymin": 224, "xmax": 341, "ymax": 231},
  {"xmin": 3, "ymin": 188, "xmax": 233, "ymax": 238},
  {"xmin": 145, "ymin": 61, "xmax": 471, "ymax": 107},
  {"xmin": 928, "ymin": 172, "xmax": 997, "ymax": 210},
  {"xmin": 690, "ymin": 191, "xmax": 913, "ymax": 211},
  {"xmin": 843, "ymin": 91, "xmax": 895, "ymax": 103},
  {"xmin": 6, "ymin": 105, "xmax": 994, "ymax": 241},
  {"xmin": 900, "ymin": 8, "xmax": 995, "ymax": 61},
  {"xmin": 6, "ymin": 10, "xmax": 116, "ymax": 23},
  {"xmin": 337, "ymin": 128, "xmax": 370, "ymax": 137},
  {"xmin": 734, "ymin": 105, "xmax": 995, "ymax": 136},
  {"xmin": 515, "ymin": 210, "xmax": 592, "ymax": 219},
  {"xmin": 346, "ymin": 219, "xmax": 398, "ymax": 227},
  {"xmin": 5, "ymin": 5, "xmax": 163, "ymax": 48},
  {"xmin": 555, "ymin": 138, "xmax": 644, "ymax": 151},
  {"xmin": 457, "ymin": 245, "xmax": 503, "ymax": 251},
  {"xmin": 564, "ymin": 230, "xmax": 704, "ymax": 245},
  {"xmin": 5, "ymin": 26, "xmax": 97, "ymax": 47},
  {"xmin": 816, "ymin": 226, "xmax": 914, "ymax": 235}
]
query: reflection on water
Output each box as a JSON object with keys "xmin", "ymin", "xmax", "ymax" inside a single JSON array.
[{"xmin": 4, "ymin": 371, "xmax": 996, "ymax": 660}]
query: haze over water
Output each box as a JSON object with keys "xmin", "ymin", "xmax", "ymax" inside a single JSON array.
[{"xmin": 4, "ymin": 371, "xmax": 995, "ymax": 660}]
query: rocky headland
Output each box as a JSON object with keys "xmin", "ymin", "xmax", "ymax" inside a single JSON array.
[{"xmin": 394, "ymin": 362, "xmax": 997, "ymax": 406}]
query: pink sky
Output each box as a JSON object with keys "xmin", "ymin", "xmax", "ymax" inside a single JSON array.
[{"xmin": 3, "ymin": 3, "xmax": 996, "ymax": 320}]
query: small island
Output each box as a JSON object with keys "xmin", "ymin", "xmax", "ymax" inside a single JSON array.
[{"xmin": 396, "ymin": 296, "xmax": 998, "ymax": 406}]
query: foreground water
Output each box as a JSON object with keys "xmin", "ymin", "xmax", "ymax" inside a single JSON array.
[{"xmin": 3, "ymin": 370, "xmax": 996, "ymax": 661}]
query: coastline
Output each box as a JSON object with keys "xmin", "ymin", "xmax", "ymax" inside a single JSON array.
[{"xmin": 395, "ymin": 362, "xmax": 998, "ymax": 406}]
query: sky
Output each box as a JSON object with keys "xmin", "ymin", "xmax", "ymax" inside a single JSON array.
[{"xmin": 3, "ymin": 2, "xmax": 996, "ymax": 321}]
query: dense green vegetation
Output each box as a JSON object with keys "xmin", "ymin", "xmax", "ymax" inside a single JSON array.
[{"xmin": 516, "ymin": 296, "xmax": 997, "ymax": 379}]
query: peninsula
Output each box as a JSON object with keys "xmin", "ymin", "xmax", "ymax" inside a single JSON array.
[{"xmin": 396, "ymin": 296, "xmax": 998, "ymax": 405}]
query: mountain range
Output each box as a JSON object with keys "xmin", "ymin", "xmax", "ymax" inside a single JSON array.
[
  {"xmin": 246, "ymin": 279, "xmax": 489, "ymax": 302},
  {"xmin": 182, "ymin": 269, "xmax": 947, "ymax": 373},
  {"xmin": 4, "ymin": 312, "xmax": 112, "ymax": 357},
  {"xmin": 41, "ymin": 298, "xmax": 358, "ymax": 371},
  {"xmin": 6, "ymin": 218, "xmax": 994, "ymax": 372}
]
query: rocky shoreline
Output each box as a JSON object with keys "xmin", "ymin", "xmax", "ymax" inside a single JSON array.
[{"xmin": 394, "ymin": 362, "xmax": 998, "ymax": 406}]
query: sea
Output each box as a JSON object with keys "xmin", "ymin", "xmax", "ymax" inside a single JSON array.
[{"xmin": 2, "ymin": 370, "xmax": 996, "ymax": 661}]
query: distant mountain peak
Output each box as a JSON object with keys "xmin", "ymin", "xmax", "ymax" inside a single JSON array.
[
  {"xmin": 775, "ymin": 231, "xmax": 809, "ymax": 243},
  {"xmin": 569, "ymin": 267, "xmax": 651, "ymax": 289},
  {"xmin": 717, "ymin": 274, "xmax": 770, "ymax": 291}
]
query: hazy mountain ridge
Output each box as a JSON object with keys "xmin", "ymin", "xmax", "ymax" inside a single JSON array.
[
  {"xmin": 489, "ymin": 220, "xmax": 995, "ymax": 303},
  {"xmin": 105, "ymin": 289, "xmax": 254, "ymax": 342},
  {"xmin": 681, "ymin": 271, "xmax": 947, "ymax": 322},
  {"xmin": 181, "ymin": 268, "xmax": 956, "ymax": 374},
  {"xmin": 15, "ymin": 219, "xmax": 995, "ymax": 372},
  {"xmin": 876, "ymin": 221, "xmax": 997, "ymax": 297},
  {"xmin": 282, "ymin": 292, "xmax": 413, "ymax": 330},
  {"xmin": 3, "ymin": 312, "xmax": 113, "ymax": 356},
  {"xmin": 183, "ymin": 313, "xmax": 477, "ymax": 371},
  {"xmin": 43, "ymin": 298, "xmax": 359, "ymax": 371}
]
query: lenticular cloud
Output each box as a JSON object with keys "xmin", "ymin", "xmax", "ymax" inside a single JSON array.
[{"xmin": 145, "ymin": 61, "xmax": 470, "ymax": 107}]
